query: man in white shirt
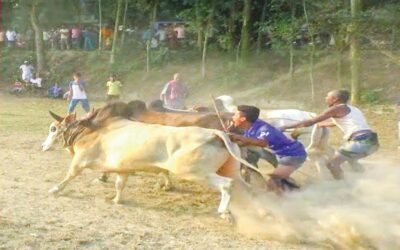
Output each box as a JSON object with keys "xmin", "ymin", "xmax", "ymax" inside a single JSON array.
[
  {"xmin": 67, "ymin": 72, "xmax": 90, "ymax": 114},
  {"xmin": 281, "ymin": 90, "xmax": 379, "ymax": 179},
  {"xmin": 6, "ymin": 29, "xmax": 17, "ymax": 47},
  {"xmin": 155, "ymin": 25, "xmax": 166, "ymax": 44},
  {"xmin": 19, "ymin": 61, "xmax": 34, "ymax": 83},
  {"xmin": 59, "ymin": 26, "xmax": 70, "ymax": 50}
]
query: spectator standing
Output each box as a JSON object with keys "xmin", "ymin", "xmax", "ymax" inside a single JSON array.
[
  {"xmin": 42, "ymin": 30, "xmax": 50, "ymax": 48},
  {"xmin": 174, "ymin": 24, "xmax": 185, "ymax": 40},
  {"xmin": 155, "ymin": 25, "xmax": 167, "ymax": 45},
  {"xmin": 101, "ymin": 26, "xmax": 113, "ymax": 49},
  {"xmin": 59, "ymin": 26, "xmax": 70, "ymax": 50},
  {"xmin": 71, "ymin": 26, "xmax": 81, "ymax": 49},
  {"xmin": 49, "ymin": 29, "xmax": 59, "ymax": 49},
  {"xmin": 6, "ymin": 29, "xmax": 17, "ymax": 48},
  {"xmin": 106, "ymin": 74, "xmax": 123, "ymax": 101},
  {"xmin": 82, "ymin": 27, "xmax": 94, "ymax": 50},
  {"xmin": 166, "ymin": 25, "xmax": 177, "ymax": 49},
  {"xmin": 67, "ymin": 72, "xmax": 90, "ymax": 114},
  {"xmin": 160, "ymin": 73, "xmax": 188, "ymax": 109}
]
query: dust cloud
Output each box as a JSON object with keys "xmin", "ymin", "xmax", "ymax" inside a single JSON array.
[{"xmin": 230, "ymin": 156, "xmax": 400, "ymax": 249}]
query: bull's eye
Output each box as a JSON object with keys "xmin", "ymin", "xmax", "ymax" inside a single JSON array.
[{"xmin": 50, "ymin": 126, "xmax": 57, "ymax": 133}]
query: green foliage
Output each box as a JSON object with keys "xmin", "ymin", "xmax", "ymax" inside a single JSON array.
[{"xmin": 360, "ymin": 89, "xmax": 380, "ymax": 104}]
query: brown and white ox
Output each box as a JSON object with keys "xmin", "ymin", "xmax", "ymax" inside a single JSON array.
[{"xmin": 45, "ymin": 112, "xmax": 263, "ymax": 220}]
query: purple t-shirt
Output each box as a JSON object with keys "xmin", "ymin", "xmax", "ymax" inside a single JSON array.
[{"xmin": 244, "ymin": 119, "xmax": 306, "ymax": 158}]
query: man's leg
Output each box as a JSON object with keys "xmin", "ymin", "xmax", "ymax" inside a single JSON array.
[
  {"xmin": 273, "ymin": 165, "xmax": 296, "ymax": 179},
  {"xmin": 68, "ymin": 99, "xmax": 79, "ymax": 114},
  {"xmin": 80, "ymin": 99, "xmax": 90, "ymax": 113},
  {"xmin": 326, "ymin": 152, "xmax": 346, "ymax": 180}
]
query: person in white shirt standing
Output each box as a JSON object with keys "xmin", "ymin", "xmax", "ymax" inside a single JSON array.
[
  {"xmin": 281, "ymin": 90, "xmax": 379, "ymax": 179},
  {"xmin": 67, "ymin": 72, "xmax": 90, "ymax": 114},
  {"xmin": 19, "ymin": 61, "xmax": 34, "ymax": 83},
  {"xmin": 6, "ymin": 29, "xmax": 17, "ymax": 48}
]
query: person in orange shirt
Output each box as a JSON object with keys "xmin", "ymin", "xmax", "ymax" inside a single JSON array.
[{"xmin": 101, "ymin": 26, "xmax": 113, "ymax": 49}]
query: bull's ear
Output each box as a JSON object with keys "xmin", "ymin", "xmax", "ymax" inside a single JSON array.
[
  {"xmin": 49, "ymin": 110, "xmax": 63, "ymax": 122},
  {"xmin": 65, "ymin": 113, "xmax": 76, "ymax": 124}
]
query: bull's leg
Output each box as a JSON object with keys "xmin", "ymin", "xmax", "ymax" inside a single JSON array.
[
  {"xmin": 156, "ymin": 170, "xmax": 172, "ymax": 191},
  {"xmin": 49, "ymin": 163, "xmax": 83, "ymax": 195},
  {"xmin": 113, "ymin": 174, "xmax": 128, "ymax": 204},
  {"xmin": 207, "ymin": 174, "xmax": 234, "ymax": 221}
]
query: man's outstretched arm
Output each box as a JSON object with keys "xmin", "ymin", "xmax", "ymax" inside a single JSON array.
[{"xmin": 281, "ymin": 107, "xmax": 340, "ymax": 130}]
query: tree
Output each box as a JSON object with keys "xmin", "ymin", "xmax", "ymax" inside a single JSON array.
[
  {"xmin": 120, "ymin": 0, "xmax": 129, "ymax": 49},
  {"xmin": 145, "ymin": 0, "xmax": 159, "ymax": 72},
  {"xmin": 110, "ymin": 0, "xmax": 123, "ymax": 65},
  {"xmin": 240, "ymin": 0, "xmax": 252, "ymax": 60},
  {"xmin": 30, "ymin": 0, "xmax": 46, "ymax": 76},
  {"xmin": 350, "ymin": 0, "xmax": 361, "ymax": 104},
  {"xmin": 256, "ymin": 0, "xmax": 268, "ymax": 53},
  {"xmin": 98, "ymin": 0, "xmax": 103, "ymax": 50},
  {"xmin": 201, "ymin": 0, "xmax": 217, "ymax": 78}
]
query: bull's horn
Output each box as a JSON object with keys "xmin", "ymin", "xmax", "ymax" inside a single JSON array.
[{"xmin": 49, "ymin": 110, "xmax": 63, "ymax": 122}]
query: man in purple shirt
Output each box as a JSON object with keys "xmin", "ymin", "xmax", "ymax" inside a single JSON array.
[{"xmin": 229, "ymin": 105, "xmax": 307, "ymax": 191}]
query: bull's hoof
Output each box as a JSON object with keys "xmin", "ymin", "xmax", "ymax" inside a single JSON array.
[
  {"xmin": 97, "ymin": 175, "xmax": 109, "ymax": 183},
  {"xmin": 154, "ymin": 182, "xmax": 172, "ymax": 191},
  {"xmin": 112, "ymin": 196, "xmax": 122, "ymax": 204},
  {"xmin": 48, "ymin": 186, "xmax": 59, "ymax": 195},
  {"xmin": 220, "ymin": 212, "xmax": 234, "ymax": 224}
]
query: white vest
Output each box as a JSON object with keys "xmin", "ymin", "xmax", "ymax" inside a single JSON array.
[
  {"xmin": 331, "ymin": 104, "xmax": 371, "ymax": 140},
  {"xmin": 71, "ymin": 82, "xmax": 87, "ymax": 99}
]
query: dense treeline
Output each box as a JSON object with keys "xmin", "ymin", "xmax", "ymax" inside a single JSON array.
[{"xmin": 2, "ymin": 0, "xmax": 400, "ymax": 103}]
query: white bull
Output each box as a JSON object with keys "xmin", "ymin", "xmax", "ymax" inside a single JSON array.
[
  {"xmin": 45, "ymin": 112, "xmax": 263, "ymax": 220},
  {"xmin": 216, "ymin": 96, "xmax": 334, "ymax": 173}
]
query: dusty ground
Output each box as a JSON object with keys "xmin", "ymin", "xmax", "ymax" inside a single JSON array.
[{"xmin": 0, "ymin": 94, "xmax": 398, "ymax": 249}]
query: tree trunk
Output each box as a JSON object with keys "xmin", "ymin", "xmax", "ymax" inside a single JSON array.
[
  {"xmin": 195, "ymin": 0, "xmax": 203, "ymax": 50},
  {"xmin": 201, "ymin": 28, "xmax": 209, "ymax": 78},
  {"xmin": 146, "ymin": 0, "xmax": 158, "ymax": 73},
  {"xmin": 337, "ymin": 50, "xmax": 343, "ymax": 87},
  {"xmin": 350, "ymin": 0, "xmax": 361, "ymax": 104},
  {"xmin": 30, "ymin": 3, "xmax": 46, "ymax": 76},
  {"xmin": 110, "ymin": 0, "xmax": 123, "ymax": 65},
  {"xmin": 98, "ymin": 0, "xmax": 102, "ymax": 50},
  {"xmin": 227, "ymin": 1, "xmax": 237, "ymax": 52},
  {"xmin": 288, "ymin": 0, "xmax": 296, "ymax": 83},
  {"xmin": 256, "ymin": 0, "xmax": 268, "ymax": 53},
  {"xmin": 302, "ymin": 0, "xmax": 314, "ymax": 102},
  {"xmin": 201, "ymin": 1, "xmax": 216, "ymax": 78},
  {"xmin": 120, "ymin": 0, "xmax": 129, "ymax": 49},
  {"xmin": 240, "ymin": 0, "xmax": 251, "ymax": 61}
]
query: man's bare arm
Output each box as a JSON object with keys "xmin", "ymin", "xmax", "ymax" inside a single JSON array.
[
  {"xmin": 317, "ymin": 119, "xmax": 336, "ymax": 128},
  {"xmin": 281, "ymin": 106, "xmax": 344, "ymax": 130},
  {"xmin": 229, "ymin": 134, "xmax": 268, "ymax": 147}
]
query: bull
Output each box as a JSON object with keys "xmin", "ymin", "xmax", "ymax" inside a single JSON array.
[{"xmin": 46, "ymin": 111, "xmax": 264, "ymax": 220}]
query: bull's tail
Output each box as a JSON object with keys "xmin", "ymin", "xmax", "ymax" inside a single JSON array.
[{"xmin": 213, "ymin": 130, "xmax": 266, "ymax": 180}]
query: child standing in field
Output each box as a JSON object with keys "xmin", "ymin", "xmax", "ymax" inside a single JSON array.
[
  {"xmin": 67, "ymin": 72, "xmax": 90, "ymax": 114},
  {"xmin": 106, "ymin": 74, "xmax": 122, "ymax": 101}
]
